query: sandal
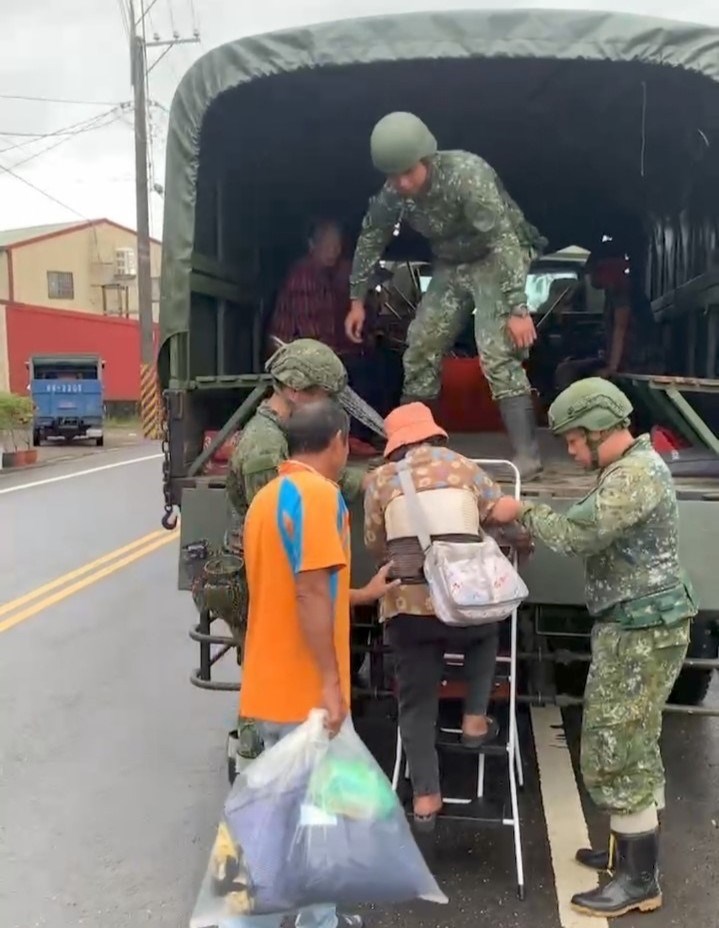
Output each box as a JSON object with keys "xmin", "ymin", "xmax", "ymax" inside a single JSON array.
[
  {"xmin": 461, "ymin": 716, "xmax": 500, "ymax": 749},
  {"xmin": 413, "ymin": 810, "xmax": 440, "ymax": 833},
  {"xmin": 413, "ymin": 797, "xmax": 443, "ymax": 833}
]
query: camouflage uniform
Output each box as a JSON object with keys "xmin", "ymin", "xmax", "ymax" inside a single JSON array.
[
  {"xmin": 350, "ymin": 149, "xmax": 546, "ymax": 401},
  {"xmin": 225, "ymin": 339, "xmax": 370, "ymax": 762},
  {"xmin": 226, "ymin": 401, "xmax": 365, "ymax": 552},
  {"xmin": 519, "ymin": 434, "xmax": 694, "ymax": 814},
  {"xmin": 517, "ymin": 378, "xmax": 695, "ymax": 917}
]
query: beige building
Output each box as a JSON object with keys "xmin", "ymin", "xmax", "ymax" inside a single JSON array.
[{"xmin": 0, "ymin": 219, "xmax": 162, "ymax": 320}]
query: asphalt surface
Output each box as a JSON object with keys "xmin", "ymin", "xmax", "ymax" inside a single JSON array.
[{"xmin": 1, "ymin": 448, "xmax": 718, "ymax": 928}]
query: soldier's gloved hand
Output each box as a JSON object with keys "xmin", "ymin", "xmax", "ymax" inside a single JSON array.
[
  {"xmin": 507, "ymin": 309, "xmax": 537, "ymax": 350},
  {"xmin": 346, "ymin": 300, "xmax": 366, "ymax": 343}
]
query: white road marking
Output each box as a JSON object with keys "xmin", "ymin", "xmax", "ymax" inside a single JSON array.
[
  {"xmin": 0, "ymin": 453, "xmax": 163, "ymax": 495},
  {"xmin": 531, "ymin": 705, "xmax": 608, "ymax": 928}
]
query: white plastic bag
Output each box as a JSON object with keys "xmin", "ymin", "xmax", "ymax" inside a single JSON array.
[{"xmin": 200, "ymin": 710, "xmax": 447, "ymax": 922}]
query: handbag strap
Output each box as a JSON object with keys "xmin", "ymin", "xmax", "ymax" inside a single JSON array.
[{"xmin": 396, "ymin": 460, "xmax": 433, "ymax": 553}]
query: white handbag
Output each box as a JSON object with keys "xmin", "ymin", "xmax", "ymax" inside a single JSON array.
[{"xmin": 396, "ymin": 461, "xmax": 528, "ymax": 627}]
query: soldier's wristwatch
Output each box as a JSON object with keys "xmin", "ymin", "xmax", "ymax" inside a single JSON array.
[{"xmin": 510, "ymin": 303, "xmax": 530, "ymax": 318}]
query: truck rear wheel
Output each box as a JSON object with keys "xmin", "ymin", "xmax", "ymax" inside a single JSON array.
[
  {"xmin": 668, "ymin": 614, "xmax": 717, "ymax": 706},
  {"xmin": 670, "ymin": 667, "xmax": 713, "ymax": 706},
  {"xmin": 96, "ymin": 436, "xmax": 104, "ymax": 447},
  {"xmin": 32, "ymin": 430, "xmax": 41, "ymax": 447}
]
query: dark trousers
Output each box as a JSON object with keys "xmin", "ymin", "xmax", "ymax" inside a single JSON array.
[
  {"xmin": 554, "ymin": 356, "xmax": 605, "ymax": 393},
  {"xmin": 386, "ymin": 614, "xmax": 499, "ymax": 797}
]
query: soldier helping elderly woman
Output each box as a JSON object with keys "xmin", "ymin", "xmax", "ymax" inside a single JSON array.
[
  {"xmin": 231, "ymin": 344, "xmax": 690, "ymax": 923},
  {"xmin": 361, "ymin": 380, "xmax": 693, "ymax": 921},
  {"xmin": 229, "ymin": 109, "xmax": 692, "ymax": 923}
]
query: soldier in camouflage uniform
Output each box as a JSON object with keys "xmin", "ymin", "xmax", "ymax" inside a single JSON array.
[
  {"xmin": 226, "ymin": 339, "xmax": 368, "ymax": 544},
  {"xmin": 346, "ymin": 111, "xmax": 548, "ymax": 480},
  {"xmin": 225, "ymin": 339, "xmax": 374, "ymax": 763},
  {"xmin": 503, "ymin": 378, "xmax": 695, "ymax": 918}
]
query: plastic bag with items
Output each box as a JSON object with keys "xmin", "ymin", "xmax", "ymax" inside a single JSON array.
[{"xmin": 198, "ymin": 710, "xmax": 447, "ymax": 924}]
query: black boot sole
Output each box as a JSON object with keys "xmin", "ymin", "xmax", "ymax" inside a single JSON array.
[{"xmin": 571, "ymin": 893, "xmax": 662, "ymax": 918}]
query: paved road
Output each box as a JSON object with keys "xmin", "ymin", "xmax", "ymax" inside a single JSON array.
[{"xmin": 0, "ymin": 449, "xmax": 717, "ymax": 928}]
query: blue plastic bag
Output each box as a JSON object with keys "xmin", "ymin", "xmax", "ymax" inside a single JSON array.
[{"xmin": 209, "ymin": 710, "xmax": 447, "ymax": 917}]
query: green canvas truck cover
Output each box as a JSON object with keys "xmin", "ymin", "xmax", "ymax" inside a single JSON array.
[{"xmin": 158, "ymin": 4, "xmax": 719, "ymax": 383}]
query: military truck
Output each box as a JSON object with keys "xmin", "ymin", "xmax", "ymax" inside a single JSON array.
[{"xmin": 157, "ymin": 4, "xmax": 719, "ymax": 711}]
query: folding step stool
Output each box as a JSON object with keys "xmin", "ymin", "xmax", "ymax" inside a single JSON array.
[{"xmin": 389, "ymin": 459, "xmax": 526, "ymax": 899}]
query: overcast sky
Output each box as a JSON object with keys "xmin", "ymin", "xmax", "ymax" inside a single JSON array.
[{"xmin": 1, "ymin": 0, "xmax": 717, "ymax": 240}]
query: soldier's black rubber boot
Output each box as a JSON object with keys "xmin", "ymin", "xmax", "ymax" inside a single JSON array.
[
  {"xmin": 575, "ymin": 845, "xmax": 612, "ymax": 872},
  {"xmin": 576, "ymin": 814, "xmax": 663, "ymax": 872},
  {"xmin": 497, "ymin": 394, "xmax": 543, "ymax": 482},
  {"xmin": 570, "ymin": 829, "xmax": 662, "ymax": 918}
]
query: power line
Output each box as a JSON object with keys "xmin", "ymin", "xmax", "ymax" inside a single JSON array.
[
  {"xmin": 138, "ymin": 0, "xmax": 162, "ymax": 25},
  {"xmin": 0, "ymin": 157, "xmax": 88, "ymax": 220},
  {"xmin": 187, "ymin": 0, "xmax": 199, "ymax": 33},
  {"xmin": 0, "ymin": 93, "xmax": 122, "ymax": 106},
  {"xmin": 166, "ymin": 0, "xmax": 177, "ymax": 35},
  {"xmin": 8, "ymin": 110, "xmax": 127, "ymax": 172},
  {"xmin": 0, "ymin": 106, "xmax": 128, "ymax": 156},
  {"xmin": 0, "ymin": 122, "xmax": 114, "ymax": 138},
  {"xmin": 117, "ymin": 0, "xmax": 131, "ymax": 36}
]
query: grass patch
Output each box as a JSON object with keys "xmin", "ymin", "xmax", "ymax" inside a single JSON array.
[{"xmin": 104, "ymin": 416, "xmax": 142, "ymax": 431}]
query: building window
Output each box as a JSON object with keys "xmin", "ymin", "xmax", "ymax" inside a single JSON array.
[{"xmin": 47, "ymin": 271, "xmax": 75, "ymax": 300}]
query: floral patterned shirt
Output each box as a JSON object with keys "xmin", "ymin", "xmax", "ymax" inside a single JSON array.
[{"xmin": 363, "ymin": 444, "xmax": 503, "ymax": 619}]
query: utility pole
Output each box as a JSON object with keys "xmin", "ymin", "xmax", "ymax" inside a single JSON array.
[{"xmin": 129, "ymin": 0, "xmax": 199, "ymax": 438}]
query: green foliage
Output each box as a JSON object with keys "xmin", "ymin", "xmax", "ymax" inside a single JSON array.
[{"xmin": 0, "ymin": 392, "xmax": 34, "ymax": 449}]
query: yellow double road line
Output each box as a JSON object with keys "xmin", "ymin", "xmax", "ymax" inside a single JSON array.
[{"xmin": 0, "ymin": 528, "xmax": 178, "ymax": 635}]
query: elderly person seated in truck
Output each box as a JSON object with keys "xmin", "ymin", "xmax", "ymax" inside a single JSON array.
[
  {"xmin": 363, "ymin": 402, "xmax": 530, "ymax": 831},
  {"xmin": 267, "ymin": 217, "xmax": 383, "ymax": 456},
  {"xmin": 554, "ymin": 238, "xmax": 663, "ymax": 393}
]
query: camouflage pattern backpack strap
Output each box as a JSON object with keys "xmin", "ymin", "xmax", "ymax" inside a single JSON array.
[
  {"xmin": 202, "ymin": 552, "xmax": 249, "ymax": 646},
  {"xmin": 182, "ymin": 540, "xmax": 249, "ymax": 648}
]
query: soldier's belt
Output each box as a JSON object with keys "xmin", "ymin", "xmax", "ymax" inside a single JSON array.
[
  {"xmin": 431, "ymin": 244, "xmax": 491, "ymax": 266},
  {"xmin": 601, "ymin": 581, "xmax": 697, "ymax": 630}
]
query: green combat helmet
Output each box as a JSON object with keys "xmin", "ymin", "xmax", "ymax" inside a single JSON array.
[
  {"xmin": 267, "ymin": 337, "xmax": 386, "ymax": 437},
  {"xmin": 267, "ymin": 338, "xmax": 348, "ymax": 394},
  {"xmin": 548, "ymin": 377, "xmax": 634, "ymax": 435},
  {"xmin": 370, "ymin": 111, "xmax": 438, "ymax": 175}
]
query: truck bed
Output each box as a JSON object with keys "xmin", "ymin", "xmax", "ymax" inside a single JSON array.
[
  {"xmin": 188, "ymin": 429, "xmax": 719, "ymax": 502},
  {"xmin": 448, "ymin": 430, "xmax": 719, "ymax": 500}
]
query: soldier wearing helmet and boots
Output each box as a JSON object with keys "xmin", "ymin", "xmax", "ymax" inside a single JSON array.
[
  {"xmin": 345, "ymin": 111, "xmax": 547, "ymax": 480},
  {"xmin": 224, "ymin": 339, "xmax": 388, "ymax": 810},
  {"xmin": 500, "ymin": 377, "xmax": 696, "ymax": 918}
]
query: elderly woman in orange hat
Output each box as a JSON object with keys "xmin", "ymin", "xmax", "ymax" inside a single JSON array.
[{"xmin": 364, "ymin": 402, "xmax": 527, "ymax": 831}]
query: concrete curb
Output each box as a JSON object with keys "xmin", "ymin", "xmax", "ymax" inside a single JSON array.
[{"xmin": 0, "ymin": 439, "xmax": 152, "ymax": 478}]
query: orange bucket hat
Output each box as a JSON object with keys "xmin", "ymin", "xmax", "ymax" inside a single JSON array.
[{"xmin": 383, "ymin": 403, "xmax": 448, "ymax": 458}]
